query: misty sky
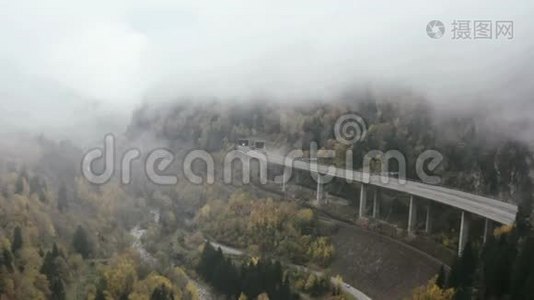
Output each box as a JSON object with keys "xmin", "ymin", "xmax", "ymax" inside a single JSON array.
[{"xmin": 1, "ymin": 0, "xmax": 533, "ymax": 143}]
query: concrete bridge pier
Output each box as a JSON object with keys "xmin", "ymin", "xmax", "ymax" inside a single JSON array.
[
  {"xmin": 316, "ymin": 176, "xmax": 323, "ymax": 205},
  {"xmin": 372, "ymin": 188, "xmax": 380, "ymax": 218},
  {"xmin": 425, "ymin": 203, "xmax": 432, "ymax": 233},
  {"xmin": 408, "ymin": 195, "xmax": 417, "ymax": 233},
  {"xmin": 359, "ymin": 184, "xmax": 367, "ymax": 218},
  {"xmin": 459, "ymin": 211, "xmax": 471, "ymax": 256},
  {"xmin": 282, "ymin": 171, "xmax": 286, "ymax": 192}
]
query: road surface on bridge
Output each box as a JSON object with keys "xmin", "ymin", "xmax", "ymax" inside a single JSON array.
[{"xmin": 243, "ymin": 149, "xmax": 517, "ymax": 225}]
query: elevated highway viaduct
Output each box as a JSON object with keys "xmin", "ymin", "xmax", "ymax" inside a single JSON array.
[{"xmin": 239, "ymin": 148, "xmax": 517, "ymax": 256}]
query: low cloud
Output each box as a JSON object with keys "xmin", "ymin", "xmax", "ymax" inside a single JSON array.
[{"xmin": 1, "ymin": 0, "xmax": 533, "ymax": 143}]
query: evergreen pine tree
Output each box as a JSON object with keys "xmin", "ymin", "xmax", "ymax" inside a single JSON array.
[
  {"xmin": 57, "ymin": 183, "xmax": 68, "ymax": 212},
  {"xmin": 511, "ymin": 236, "xmax": 534, "ymax": 299},
  {"xmin": 436, "ymin": 265, "xmax": 447, "ymax": 289},
  {"xmin": 480, "ymin": 234, "xmax": 516, "ymax": 298},
  {"xmin": 38, "ymin": 189, "xmax": 47, "ymax": 203},
  {"xmin": 11, "ymin": 226, "xmax": 22, "ymax": 253},
  {"xmin": 95, "ymin": 287, "xmax": 106, "ymax": 300},
  {"xmin": 448, "ymin": 242, "xmax": 477, "ymax": 299},
  {"xmin": 15, "ymin": 167, "xmax": 28, "ymax": 195},
  {"xmin": 150, "ymin": 284, "xmax": 174, "ymax": 300},
  {"xmin": 50, "ymin": 276, "xmax": 66, "ymax": 300},
  {"xmin": 2, "ymin": 249, "xmax": 13, "ymax": 272},
  {"xmin": 40, "ymin": 243, "xmax": 69, "ymax": 300},
  {"xmin": 40, "ymin": 250, "xmax": 56, "ymax": 279},
  {"xmin": 279, "ymin": 277, "xmax": 291, "ymax": 300},
  {"xmin": 0, "ymin": 267, "xmax": 8, "ymax": 296},
  {"xmin": 52, "ymin": 242, "xmax": 61, "ymax": 258},
  {"xmin": 29, "ymin": 176, "xmax": 40, "ymax": 195},
  {"xmin": 274, "ymin": 261, "xmax": 283, "ymax": 284},
  {"xmin": 461, "ymin": 242, "xmax": 477, "ymax": 287},
  {"xmin": 72, "ymin": 225, "xmax": 91, "ymax": 259},
  {"xmin": 0, "ymin": 255, "xmax": 5, "ymax": 295},
  {"xmin": 95, "ymin": 277, "xmax": 107, "ymax": 300},
  {"xmin": 196, "ymin": 242, "xmax": 216, "ymax": 280},
  {"xmin": 522, "ymin": 268, "xmax": 534, "ymax": 299},
  {"xmin": 15, "ymin": 174, "xmax": 24, "ymax": 195}
]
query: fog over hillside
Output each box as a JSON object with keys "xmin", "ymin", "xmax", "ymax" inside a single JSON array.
[
  {"xmin": 3, "ymin": 2, "xmax": 534, "ymax": 300},
  {"xmin": 1, "ymin": 0, "xmax": 533, "ymax": 145}
]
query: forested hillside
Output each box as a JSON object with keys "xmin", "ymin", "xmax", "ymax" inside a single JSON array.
[
  {"xmin": 0, "ymin": 138, "xmax": 201, "ymax": 299},
  {"xmin": 128, "ymin": 94, "xmax": 532, "ymax": 203},
  {"xmin": 0, "ymin": 93, "xmax": 532, "ymax": 300}
]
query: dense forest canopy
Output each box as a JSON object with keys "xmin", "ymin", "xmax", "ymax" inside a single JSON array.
[
  {"xmin": 1, "ymin": 0, "xmax": 532, "ymax": 299},
  {"xmin": 126, "ymin": 94, "xmax": 532, "ymax": 203},
  {"xmin": 0, "ymin": 90, "xmax": 532, "ymax": 300}
]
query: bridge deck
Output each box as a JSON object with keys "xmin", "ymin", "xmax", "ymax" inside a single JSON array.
[{"xmin": 245, "ymin": 150, "xmax": 517, "ymax": 225}]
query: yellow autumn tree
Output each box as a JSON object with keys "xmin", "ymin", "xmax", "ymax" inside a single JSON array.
[
  {"xmin": 184, "ymin": 281, "xmax": 200, "ymax": 300},
  {"xmin": 304, "ymin": 273, "xmax": 317, "ymax": 292},
  {"xmin": 409, "ymin": 278, "xmax": 454, "ymax": 300},
  {"xmin": 101, "ymin": 255, "xmax": 138, "ymax": 299},
  {"xmin": 307, "ymin": 237, "xmax": 335, "ymax": 266},
  {"xmin": 494, "ymin": 224, "xmax": 513, "ymax": 237},
  {"xmin": 129, "ymin": 273, "xmax": 182, "ymax": 300},
  {"xmin": 295, "ymin": 208, "xmax": 314, "ymax": 226},
  {"xmin": 332, "ymin": 274, "xmax": 343, "ymax": 295}
]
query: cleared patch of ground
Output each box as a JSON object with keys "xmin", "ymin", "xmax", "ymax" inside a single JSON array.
[
  {"xmin": 329, "ymin": 221, "xmax": 441, "ymax": 300},
  {"xmin": 243, "ymin": 181, "xmax": 445, "ymax": 299}
]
